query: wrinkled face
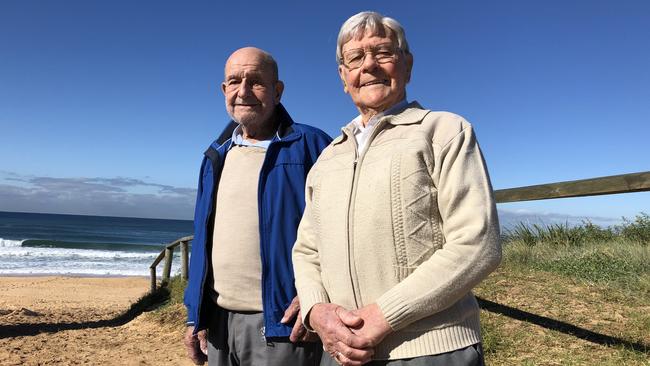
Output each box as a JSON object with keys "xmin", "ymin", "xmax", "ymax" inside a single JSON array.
[
  {"xmin": 338, "ymin": 31, "xmax": 412, "ymax": 114},
  {"xmin": 221, "ymin": 50, "xmax": 283, "ymax": 128}
]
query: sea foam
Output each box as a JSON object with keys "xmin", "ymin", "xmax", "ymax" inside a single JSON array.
[{"xmin": 0, "ymin": 238, "xmax": 24, "ymax": 247}]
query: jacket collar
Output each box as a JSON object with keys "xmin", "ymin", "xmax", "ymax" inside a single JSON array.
[
  {"xmin": 272, "ymin": 103, "xmax": 299, "ymax": 142},
  {"xmin": 206, "ymin": 103, "xmax": 299, "ymax": 155},
  {"xmin": 332, "ymin": 101, "xmax": 428, "ymax": 146}
]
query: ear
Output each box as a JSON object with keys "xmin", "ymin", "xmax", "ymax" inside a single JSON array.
[
  {"xmin": 404, "ymin": 53, "xmax": 414, "ymax": 83},
  {"xmin": 221, "ymin": 81, "xmax": 227, "ymax": 96},
  {"xmin": 274, "ymin": 80, "xmax": 285, "ymax": 104},
  {"xmin": 338, "ymin": 65, "xmax": 349, "ymax": 94}
]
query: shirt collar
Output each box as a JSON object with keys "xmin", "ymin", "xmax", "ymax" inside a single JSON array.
[
  {"xmin": 351, "ymin": 99, "xmax": 409, "ymax": 132},
  {"xmin": 229, "ymin": 124, "xmax": 278, "ymax": 149}
]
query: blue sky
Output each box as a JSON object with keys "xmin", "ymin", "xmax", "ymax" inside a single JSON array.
[{"xmin": 1, "ymin": 0, "xmax": 648, "ymax": 221}]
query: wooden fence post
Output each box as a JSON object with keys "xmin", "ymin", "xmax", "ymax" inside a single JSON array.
[
  {"xmin": 150, "ymin": 267, "xmax": 157, "ymax": 292},
  {"xmin": 181, "ymin": 240, "xmax": 189, "ymax": 280},
  {"xmin": 162, "ymin": 247, "xmax": 173, "ymax": 285}
]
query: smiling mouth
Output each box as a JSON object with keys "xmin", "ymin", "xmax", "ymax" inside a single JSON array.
[{"xmin": 360, "ymin": 80, "xmax": 388, "ymax": 87}]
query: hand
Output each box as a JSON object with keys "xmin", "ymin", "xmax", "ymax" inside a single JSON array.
[
  {"xmin": 309, "ymin": 303, "xmax": 374, "ymax": 366},
  {"xmin": 350, "ymin": 303, "xmax": 393, "ymax": 347},
  {"xmin": 281, "ymin": 296, "xmax": 319, "ymax": 342},
  {"xmin": 183, "ymin": 326, "xmax": 208, "ymax": 365}
]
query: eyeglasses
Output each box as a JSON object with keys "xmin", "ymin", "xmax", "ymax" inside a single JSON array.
[{"xmin": 341, "ymin": 43, "xmax": 401, "ymax": 70}]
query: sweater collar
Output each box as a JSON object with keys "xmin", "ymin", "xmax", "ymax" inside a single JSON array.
[{"xmin": 332, "ymin": 101, "xmax": 428, "ymax": 146}]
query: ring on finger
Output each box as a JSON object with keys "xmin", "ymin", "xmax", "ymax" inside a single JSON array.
[{"xmin": 333, "ymin": 351, "xmax": 343, "ymax": 365}]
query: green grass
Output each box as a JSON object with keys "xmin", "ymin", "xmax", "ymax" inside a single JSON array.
[
  {"xmin": 478, "ymin": 213, "xmax": 650, "ymax": 364},
  {"xmin": 504, "ymin": 212, "xmax": 650, "ymax": 247},
  {"xmin": 503, "ymin": 213, "xmax": 650, "ymax": 294},
  {"xmin": 146, "ymin": 276, "xmax": 187, "ymax": 326}
]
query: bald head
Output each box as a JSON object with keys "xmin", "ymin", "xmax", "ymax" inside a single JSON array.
[{"xmin": 224, "ymin": 47, "xmax": 279, "ymax": 82}]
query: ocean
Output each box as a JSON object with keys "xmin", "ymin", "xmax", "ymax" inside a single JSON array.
[{"xmin": 0, "ymin": 211, "xmax": 193, "ymax": 276}]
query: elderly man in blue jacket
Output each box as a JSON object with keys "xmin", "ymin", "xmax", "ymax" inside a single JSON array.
[{"xmin": 183, "ymin": 47, "xmax": 332, "ymax": 365}]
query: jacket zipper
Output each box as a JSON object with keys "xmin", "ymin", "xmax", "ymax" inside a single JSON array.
[
  {"xmin": 258, "ymin": 139, "xmax": 277, "ymax": 338},
  {"xmin": 346, "ymin": 137, "xmax": 360, "ymax": 309},
  {"xmin": 345, "ymin": 120, "xmax": 389, "ymax": 309}
]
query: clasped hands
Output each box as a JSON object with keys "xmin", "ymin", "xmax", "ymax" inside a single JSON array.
[{"xmin": 309, "ymin": 302, "xmax": 392, "ymax": 366}]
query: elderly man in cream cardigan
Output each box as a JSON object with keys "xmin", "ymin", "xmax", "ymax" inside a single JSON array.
[{"xmin": 292, "ymin": 11, "xmax": 502, "ymax": 366}]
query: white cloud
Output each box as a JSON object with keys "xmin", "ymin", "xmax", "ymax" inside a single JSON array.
[{"xmin": 0, "ymin": 173, "xmax": 196, "ymax": 219}]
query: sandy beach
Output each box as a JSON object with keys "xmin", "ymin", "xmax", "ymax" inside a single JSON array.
[{"xmin": 0, "ymin": 276, "xmax": 194, "ymax": 366}]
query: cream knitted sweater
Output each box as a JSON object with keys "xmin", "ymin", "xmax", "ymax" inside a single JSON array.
[{"xmin": 292, "ymin": 102, "xmax": 502, "ymax": 360}]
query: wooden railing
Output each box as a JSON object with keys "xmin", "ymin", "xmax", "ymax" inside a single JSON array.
[
  {"xmin": 495, "ymin": 171, "xmax": 650, "ymax": 203},
  {"xmin": 149, "ymin": 171, "xmax": 650, "ymax": 292},
  {"xmin": 149, "ymin": 235, "xmax": 192, "ymax": 292}
]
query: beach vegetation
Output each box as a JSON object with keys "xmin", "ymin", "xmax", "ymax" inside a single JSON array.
[
  {"xmin": 147, "ymin": 276, "xmax": 188, "ymax": 327},
  {"xmin": 144, "ymin": 214, "xmax": 650, "ymax": 364},
  {"xmin": 478, "ymin": 213, "xmax": 650, "ymax": 364}
]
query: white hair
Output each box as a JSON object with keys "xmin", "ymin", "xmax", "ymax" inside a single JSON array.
[{"xmin": 336, "ymin": 11, "xmax": 410, "ymax": 65}]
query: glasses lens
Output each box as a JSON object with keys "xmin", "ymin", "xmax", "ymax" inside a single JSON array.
[
  {"xmin": 343, "ymin": 45, "xmax": 398, "ymax": 69},
  {"xmin": 344, "ymin": 50, "xmax": 365, "ymax": 69}
]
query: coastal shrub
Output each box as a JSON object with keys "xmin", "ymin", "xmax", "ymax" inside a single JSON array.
[
  {"xmin": 617, "ymin": 212, "xmax": 650, "ymax": 244},
  {"xmin": 504, "ymin": 222, "xmax": 604, "ymax": 248},
  {"xmin": 578, "ymin": 220, "xmax": 616, "ymax": 242},
  {"xmin": 148, "ymin": 275, "xmax": 188, "ymax": 327},
  {"xmin": 502, "ymin": 215, "xmax": 650, "ymax": 247},
  {"xmin": 502, "ymin": 216, "xmax": 650, "ymax": 294}
]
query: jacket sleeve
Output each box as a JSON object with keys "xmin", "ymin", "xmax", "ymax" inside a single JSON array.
[
  {"xmin": 183, "ymin": 157, "xmax": 208, "ymax": 326},
  {"xmin": 375, "ymin": 123, "xmax": 502, "ymax": 331},
  {"xmin": 307, "ymin": 129, "xmax": 333, "ymax": 168},
  {"xmin": 292, "ymin": 169, "xmax": 330, "ymax": 330}
]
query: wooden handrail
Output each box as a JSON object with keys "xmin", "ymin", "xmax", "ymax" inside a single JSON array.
[
  {"xmin": 495, "ymin": 171, "xmax": 650, "ymax": 203},
  {"xmin": 149, "ymin": 237, "xmax": 192, "ymax": 292}
]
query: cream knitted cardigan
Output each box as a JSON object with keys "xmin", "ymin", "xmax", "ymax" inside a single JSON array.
[{"xmin": 292, "ymin": 102, "xmax": 502, "ymax": 360}]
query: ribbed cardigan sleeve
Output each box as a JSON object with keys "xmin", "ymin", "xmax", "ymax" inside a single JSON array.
[{"xmin": 376, "ymin": 123, "xmax": 502, "ymax": 331}]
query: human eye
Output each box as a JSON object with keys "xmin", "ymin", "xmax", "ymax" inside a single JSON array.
[
  {"xmin": 345, "ymin": 50, "xmax": 364, "ymax": 66},
  {"xmin": 375, "ymin": 46, "xmax": 395, "ymax": 58},
  {"xmin": 226, "ymin": 78, "xmax": 241, "ymax": 88},
  {"xmin": 249, "ymin": 78, "xmax": 266, "ymax": 89}
]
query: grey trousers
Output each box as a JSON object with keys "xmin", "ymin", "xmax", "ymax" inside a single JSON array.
[
  {"xmin": 207, "ymin": 310, "xmax": 321, "ymax": 366},
  {"xmin": 320, "ymin": 344, "xmax": 484, "ymax": 366}
]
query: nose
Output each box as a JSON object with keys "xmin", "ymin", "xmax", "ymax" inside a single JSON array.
[
  {"xmin": 237, "ymin": 79, "xmax": 252, "ymax": 97},
  {"xmin": 360, "ymin": 52, "xmax": 379, "ymax": 72}
]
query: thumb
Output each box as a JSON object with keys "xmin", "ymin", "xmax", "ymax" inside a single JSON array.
[
  {"xmin": 281, "ymin": 297, "xmax": 300, "ymax": 323},
  {"xmin": 198, "ymin": 330, "xmax": 208, "ymax": 355},
  {"xmin": 336, "ymin": 307, "xmax": 363, "ymax": 328}
]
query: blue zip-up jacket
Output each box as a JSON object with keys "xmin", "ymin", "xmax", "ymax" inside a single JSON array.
[{"xmin": 184, "ymin": 104, "xmax": 332, "ymax": 338}]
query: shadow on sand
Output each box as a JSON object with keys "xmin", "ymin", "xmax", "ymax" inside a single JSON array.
[{"xmin": 0, "ymin": 287, "xmax": 169, "ymax": 339}]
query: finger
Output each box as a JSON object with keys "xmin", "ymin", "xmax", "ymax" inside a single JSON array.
[
  {"xmin": 289, "ymin": 316, "xmax": 305, "ymax": 342},
  {"xmin": 336, "ymin": 307, "xmax": 363, "ymax": 328},
  {"xmin": 301, "ymin": 330, "xmax": 319, "ymax": 342},
  {"xmin": 186, "ymin": 342, "xmax": 206, "ymax": 365},
  {"xmin": 332, "ymin": 350, "xmax": 366, "ymax": 366},
  {"xmin": 199, "ymin": 337, "xmax": 208, "ymax": 355},
  {"xmin": 335, "ymin": 341, "xmax": 374, "ymax": 364},
  {"xmin": 335, "ymin": 326, "xmax": 373, "ymax": 349},
  {"xmin": 281, "ymin": 297, "xmax": 301, "ymax": 323}
]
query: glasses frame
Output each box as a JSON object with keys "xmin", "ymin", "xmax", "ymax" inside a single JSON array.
[{"xmin": 340, "ymin": 43, "xmax": 402, "ymax": 70}]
